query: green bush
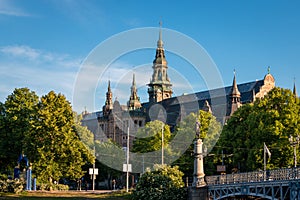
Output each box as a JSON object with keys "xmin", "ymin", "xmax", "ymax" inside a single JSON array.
[
  {"xmin": 0, "ymin": 178, "xmax": 24, "ymax": 194},
  {"xmin": 7, "ymin": 179, "xmax": 24, "ymax": 193},
  {"xmin": 37, "ymin": 183, "xmax": 69, "ymax": 191},
  {"xmin": 0, "ymin": 179, "xmax": 8, "ymax": 192},
  {"xmin": 132, "ymin": 165, "xmax": 187, "ymax": 200}
]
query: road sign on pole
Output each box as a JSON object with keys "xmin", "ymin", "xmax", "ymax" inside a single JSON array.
[{"xmin": 123, "ymin": 164, "xmax": 132, "ymax": 172}]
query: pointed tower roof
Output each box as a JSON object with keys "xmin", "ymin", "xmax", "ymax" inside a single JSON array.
[
  {"xmin": 103, "ymin": 80, "xmax": 113, "ymax": 114},
  {"xmin": 157, "ymin": 21, "xmax": 164, "ymax": 48},
  {"xmin": 230, "ymin": 70, "xmax": 241, "ymax": 97},
  {"xmin": 108, "ymin": 80, "xmax": 111, "ymax": 92},
  {"xmin": 148, "ymin": 21, "xmax": 172, "ymax": 103},
  {"xmin": 153, "ymin": 21, "xmax": 167, "ymax": 66},
  {"xmin": 128, "ymin": 73, "xmax": 141, "ymax": 110},
  {"xmin": 293, "ymin": 78, "xmax": 297, "ymax": 97}
]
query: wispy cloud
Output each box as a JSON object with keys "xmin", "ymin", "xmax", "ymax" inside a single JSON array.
[
  {"xmin": 1, "ymin": 45, "xmax": 40, "ymax": 59},
  {"xmin": 0, "ymin": 45, "xmax": 205, "ymax": 113},
  {"xmin": 0, "ymin": 45, "xmax": 81, "ymax": 105},
  {"xmin": 0, "ymin": 45, "xmax": 80, "ymax": 69},
  {"xmin": 72, "ymin": 61, "xmax": 152, "ymax": 112},
  {"xmin": 0, "ymin": 0, "xmax": 30, "ymax": 17},
  {"xmin": 72, "ymin": 59, "xmax": 200, "ymax": 112}
]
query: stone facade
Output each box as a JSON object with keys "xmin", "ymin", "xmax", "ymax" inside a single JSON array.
[{"xmin": 82, "ymin": 28, "xmax": 276, "ymax": 147}]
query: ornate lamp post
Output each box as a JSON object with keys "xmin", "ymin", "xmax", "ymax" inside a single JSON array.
[{"xmin": 192, "ymin": 119, "xmax": 206, "ymax": 187}]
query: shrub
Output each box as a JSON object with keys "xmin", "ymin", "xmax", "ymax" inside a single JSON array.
[
  {"xmin": 132, "ymin": 165, "xmax": 187, "ymax": 200},
  {"xmin": 37, "ymin": 183, "xmax": 69, "ymax": 191},
  {"xmin": 7, "ymin": 179, "xmax": 24, "ymax": 194},
  {"xmin": 0, "ymin": 178, "xmax": 24, "ymax": 194}
]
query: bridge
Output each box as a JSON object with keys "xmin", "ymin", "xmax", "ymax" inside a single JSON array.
[{"xmin": 204, "ymin": 167, "xmax": 300, "ymax": 199}]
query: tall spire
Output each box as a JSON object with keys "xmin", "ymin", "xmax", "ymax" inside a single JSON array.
[
  {"xmin": 157, "ymin": 21, "xmax": 163, "ymax": 48},
  {"xmin": 148, "ymin": 21, "xmax": 172, "ymax": 103},
  {"xmin": 108, "ymin": 80, "xmax": 111, "ymax": 92},
  {"xmin": 128, "ymin": 73, "xmax": 141, "ymax": 110},
  {"xmin": 228, "ymin": 70, "xmax": 241, "ymax": 116},
  {"xmin": 231, "ymin": 70, "xmax": 241, "ymax": 97},
  {"xmin": 103, "ymin": 80, "xmax": 113, "ymax": 115},
  {"xmin": 293, "ymin": 78, "xmax": 297, "ymax": 97}
]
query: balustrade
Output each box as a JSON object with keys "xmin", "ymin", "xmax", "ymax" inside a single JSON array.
[{"xmin": 205, "ymin": 167, "xmax": 300, "ymax": 185}]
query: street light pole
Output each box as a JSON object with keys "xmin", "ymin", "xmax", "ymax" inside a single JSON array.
[
  {"xmin": 161, "ymin": 124, "xmax": 164, "ymax": 165},
  {"xmin": 126, "ymin": 126, "xmax": 129, "ymax": 193},
  {"xmin": 294, "ymin": 145, "xmax": 297, "ymax": 168},
  {"xmin": 92, "ymin": 146, "xmax": 95, "ymax": 191}
]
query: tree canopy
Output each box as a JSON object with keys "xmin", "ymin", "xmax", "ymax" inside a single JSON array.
[
  {"xmin": 217, "ymin": 87, "xmax": 300, "ymax": 172},
  {"xmin": 0, "ymin": 88, "xmax": 39, "ymax": 170},
  {"xmin": 0, "ymin": 88, "xmax": 94, "ymax": 184},
  {"xmin": 171, "ymin": 110, "xmax": 222, "ymax": 176},
  {"xmin": 132, "ymin": 120, "xmax": 172, "ymax": 153}
]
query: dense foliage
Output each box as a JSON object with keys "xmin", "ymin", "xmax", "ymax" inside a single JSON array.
[
  {"xmin": 0, "ymin": 88, "xmax": 94, "ymax": 185},
  {"xmin": 0, "ymin": 88, "xmax": 39, "ymax": 170},
  {"xmin": 216, "ymin": 87, "xmax": 299, "ymax": 172},
  {"xmin": 0, "ymin": 174, "xmax": 24, "ymax": 194},
  {"xmin": 132, "ymin": 165, "xmax": 187, "ymax": 200},
  {"xmin": 132, "ymin": 120, "xmax": 172, "ymax": 153},
  {"xmin": 172, "ymin": 110, "xmax": 222, "ymax": 176}
]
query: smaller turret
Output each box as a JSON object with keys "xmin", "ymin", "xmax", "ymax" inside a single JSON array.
[
  {"xmin": 228, "ymin": 70, "xmax": 241, "ymax": 116},
  {"xmin": 103, "ymin": 80, "xmax": 113, "ymax": 116},
  {"xmin": 293, "ymin": 78, "xmax": 297, "ymax": 97},
  {"xmin": 128, "ymin": 73, "xmax": 142, "ymax": 110}
]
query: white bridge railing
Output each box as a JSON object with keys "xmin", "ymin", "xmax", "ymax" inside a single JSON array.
[{"xmin": 206, "ymin": 167, "xmax": 300, "ymax": 185}]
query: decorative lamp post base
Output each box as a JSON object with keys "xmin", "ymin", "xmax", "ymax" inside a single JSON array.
[{"xmin": 192, "ymin": 139, "xmax": 206, "ymax": 188}]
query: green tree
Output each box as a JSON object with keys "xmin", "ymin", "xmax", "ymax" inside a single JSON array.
[
  {"xmin": 218, "ymin": 87, "xmax": 300, "ymax": 172},
  {"xmin": 94, "ymin": 139, "xmax": 124, "ymax": 188},
  {"xmin": 132, "ymin": 120, "xmax": 172, "ymax": 153},
  {"xmin": 0, "ymin": 88, "xmax": 39, "ymax": 171},
  {"xmin": 74, "ymin": 113, "xmax": 95, "ymax": 151},
  {"xmin": 24, "ymin": 91, "xmax": 94, "ymax": 183},
  {"xmin": 172, "ymin": 110, "xmax": 222, "ymax": 176},
  {"xmin": 132, "ymin": 165, "xmax": 187, "ymax": 200}
]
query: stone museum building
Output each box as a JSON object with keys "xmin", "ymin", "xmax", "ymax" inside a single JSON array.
[{"xmin": 82, "ymin": 27, "xmax": 279, "ymax": 148}]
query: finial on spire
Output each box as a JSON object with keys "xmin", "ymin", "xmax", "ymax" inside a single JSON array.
[
  {"xmin": 157, "ymin": 20, "xmax": 163, "ymax": 48},
  {"xmin": 132, "ymin": 73, "xmax": 136, "ymax": 86},
  {"xmin": 231, "ymin": 69, "xmax": 240, "ymax": 96},
  {"xmin": 267, "ymin": 66, "xmax": 270, "ymax": 74}
]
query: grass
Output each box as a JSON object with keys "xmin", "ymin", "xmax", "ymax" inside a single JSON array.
[{"xmin": 0, "ymin": 190, "xmax": 132, "ymax": 200}]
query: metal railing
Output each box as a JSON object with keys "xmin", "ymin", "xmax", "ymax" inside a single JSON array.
[{"xmin": 205, "ymin": 167, "xmax": 300, "ymax": 185}]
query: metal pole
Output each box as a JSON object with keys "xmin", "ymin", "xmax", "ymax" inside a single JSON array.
[
  {"xmin": 263, "ymin": 143, "xmax": 266, "ymax": 171},
  {"xmin": 142, "ymin": 155, "xmax": 144, "ymax": 174},
  {"xmin": 161, "ymin": 124, "xmax": 164, "ymax": 165},
  {"xmin": 92, "ymin": 146, "xmax": 95, "ymax": 191},
  {"xmin": 126, "ymin": 126, "xmax": 129, "ymax": 192},
  {"xmin": 263, "ymin": 143, "xmax": 267, "ymax": 181},
  {"xmin": 222, "ymin": 149, "xmax": 224, "ymax": 166},
  {"xmin": 294, "ymin": 145, "xmax": 297, "ymax": 168}
]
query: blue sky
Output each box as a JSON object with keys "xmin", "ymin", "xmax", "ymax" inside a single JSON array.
[{"xmin": 0, "ymin": 0, "xmax": 299, "ymax": 112}]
